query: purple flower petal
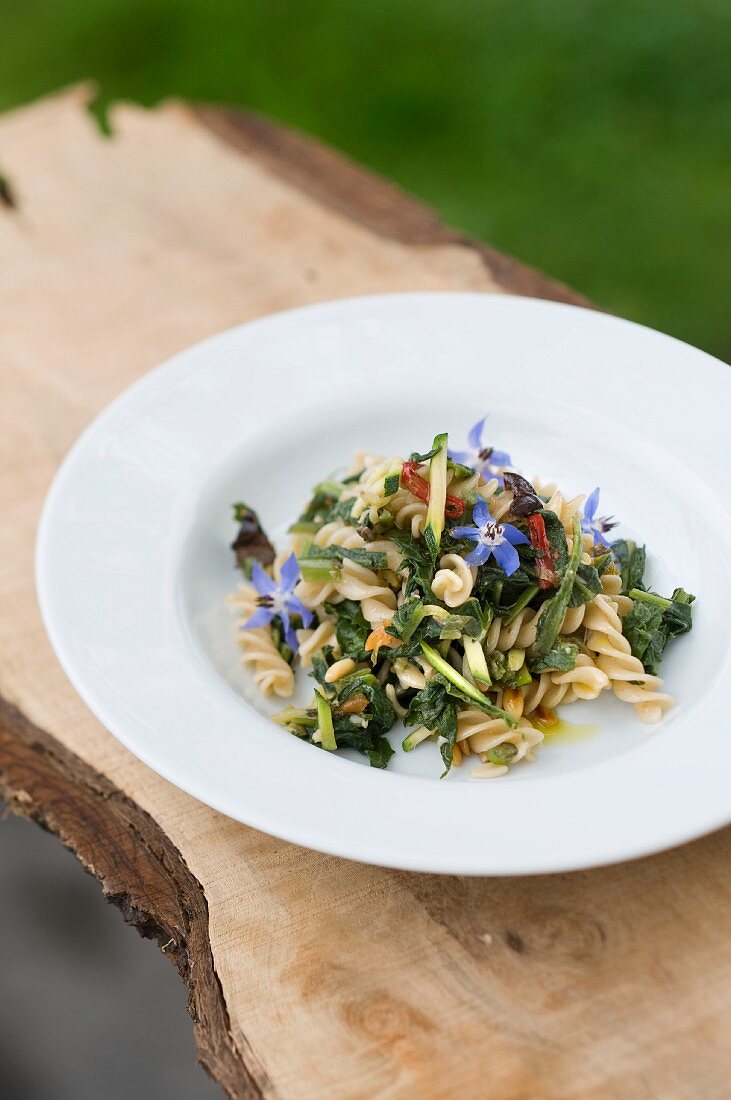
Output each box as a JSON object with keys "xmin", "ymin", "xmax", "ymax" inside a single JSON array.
[
  {"xmin": 492, "ymin": 540, "xmax": 521, "ymax": 577},
  {"xmin": 243, "ymin": 606, "xmax": 274, "ymax": 631},
  {"xmin": 448, "ymin": 449, "xmax": 473, "ymax": 466},
  {"xmin": 583, "ymin": 487, "xmax": 600, "ymax": 523},
  {"xmin": 472, "ymin": 498, "xmax": 491, "ymax": 527},
  {"xmin": 250, "ymin": 561, "xmax": 277, "ymax": 597},
  {"xmin": 279, "ymin": 552, "xmax": 300, "ymax": 593},
  {"xmin": 487, "ymin": 449, "xmax": 512, "ymax": 468},
  {"xmin": 450, "ymin": 524, "xmax": 481, "ymax": 541},
  {"xmin": 285, "ymin": 593, "xmax": 313, "ymax": 628},
  {"xmin": 501, "ymin": 522, "xmax": 530, "ymax": 546},
  {"xmin": 280, "ymin": 610, "xmax": 299, "ymax": 651},
  {"xmin": 465, "ymin": 543, "xmax": 491, "ymax": 567},
  {"xmin": 467, "ymin": 416, "xmax": 486, "ymax": 452}
]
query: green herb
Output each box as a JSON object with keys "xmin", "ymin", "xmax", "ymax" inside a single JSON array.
[
  {"xmin": 436, "ymin": 599, "xmax": 485, "ymax": 641},
  {"xmin": 410, "ymin": 446, "xmax": 439, "ymax": 462},
  {"xmin": 528, "ymin": 639, "xmax": 578, "ymax": 673},
  {"xmin": 501, "ymin": 584, "xmax": 540, "ymax": 625},
  {"xmin": 270, "ymin": 617, "xmax": 296, "ymax": 666},
  {"xmin": 383, "ymin": 472, "xmax": 400, "ymax": 496},
  {"xmin": 485, "ymin": 651, "xmax": 532, "ymax": 688},
  {"xmin": 612, "ymin": 539, "xmax": 647, "ymax": 593},
  {"xmin": 486, "ymin": 742, "xmax": 518, "ymax": 765},
  {"xmin": 387, "ymin": 596, "xmax": 427, "ymax": 641},
  {"xmin": 423, "ymin": 432, "xmax": 448, "ymax": 559},
  {"xmin": 529, "ymin": 515, "xmax": 583, "ymax": 659},
  {"xmin": 389, "ymin": 529, "xmax": 436, "ymax": 598},
  {"xmin": 591, "ymin": 551, "xmax": 613, "ymax": 576},
  {"xmin": 325, "ymin": 599, "xmax": 371, "ymax": 660},
  {"xmin": 315, "ymin": 692, "xmax": 337, "ymax": 751},
  {"xmin": 367, "ymin": 736, "xmax": 395, "ymax": 769},
  {"xmin": 623, "ymin": 587, "xmax": 695, "ymax": 675},
  {"xmin": 446, "ymin": 457, "xmax": 477, "ymax": 481},
  {"xmin": 335, "ymin": 671, "xmax": 395, "ymax": 737},
  {"xmin": 310, "ymin": 647, "xmax": 335, "ymax": 690},
  {"xmin": 568, "ymin": 562, "xmax": 602, "ymax": 607},
  {"xmin": 403, "ymin": 677, "xmax": 458, "ymax": 775}
]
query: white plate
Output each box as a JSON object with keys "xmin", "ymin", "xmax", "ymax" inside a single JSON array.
[{"xmin": 36, "ymin": 293, "xmax": 731, "ymax": 874}]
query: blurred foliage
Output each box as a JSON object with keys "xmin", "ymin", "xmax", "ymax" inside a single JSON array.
[{"xmin": 1, "ymin": 0, "xmax": 730, "ymax": 358}]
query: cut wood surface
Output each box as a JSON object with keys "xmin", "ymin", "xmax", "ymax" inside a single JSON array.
[{"xmin": 0, "ymin": 86, "xmax": 728, "ymax": 1099}]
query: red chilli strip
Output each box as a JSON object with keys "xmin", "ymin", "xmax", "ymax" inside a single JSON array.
[
  {"xmin": 401, "ymin": 462, "xmax": 465, "ymax": 520},
  {"xmin": 527, "ymin": 513, "xmax": 558, "ymax": 589}
]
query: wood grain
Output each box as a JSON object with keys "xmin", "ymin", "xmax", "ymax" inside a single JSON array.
[{"xmin": 0, "ymin": 86, "xmax": 728, "ymax": 1099}]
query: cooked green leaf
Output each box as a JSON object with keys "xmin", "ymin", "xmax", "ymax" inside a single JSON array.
[
  {"xmin": 529, "ymin": 515, "xmax": 583, "ymax": 659},
  {"xmin": 403, "ymin": 677, "xmax": 458, "ymax": 776},
  {"xmin": 367, "ymin": 736, "xmax": 395, "ymax": 769},
  {"xmin": 623, "ymin": 587, "xmax": 696, "ymax": 675},
  {"xmin": 325, "ymin": 599, "xmax": 371, "ymax": 660},
  {"xmin": 335, "ymin": 671, "xmax": 396, "ymax": 736},
  {"xmin": 388, "ymin": 529, "xmax": 436, "ymax": 598},
  {"xmin": 528, "ymin": 639, "xmax": 578, "ymax": 673},
  {"xmin": 387, "ymin": 595, "xmax": 426, "ymax": 641},
  {"xmin": 568, "ymin": 562, "xmax": 602, "ymax": 607},
  {"xmin": 612, "ymin": 539, "xmax": 647, "ymax": 593}
]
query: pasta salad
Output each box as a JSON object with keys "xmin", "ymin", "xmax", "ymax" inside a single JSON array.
[{"xmin": 228, "ymin": 417, "xmax": 695, "ymax": 778}]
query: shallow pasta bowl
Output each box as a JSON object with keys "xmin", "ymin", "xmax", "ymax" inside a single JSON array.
[{"xmin": 36, "ymin": 293, "xmax": 731, "ymax": 874}]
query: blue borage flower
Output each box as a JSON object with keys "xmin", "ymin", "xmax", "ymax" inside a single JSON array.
[
  {"xmin": 581, "ymin": 487, "xmax": 617, "ymax": 548},
  {"xmin": 448, "ymin": 415, "xmax": 512, "ymax": 485},
  {"xmin": 451, "ymin": 499, "xmax": 529, "ymax": 575},
  {"xmin": 243, "ymin": 554, "xmax": 313, "ymax": 649}
]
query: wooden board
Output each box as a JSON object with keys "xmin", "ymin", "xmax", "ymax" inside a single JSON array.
[{"xmin": 0, "ymin": 86, "xmax": 729, "ymax": 1099}]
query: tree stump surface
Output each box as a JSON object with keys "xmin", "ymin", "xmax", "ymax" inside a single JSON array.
[{"xmin": 0, "ymin": 86, "xmax": 728, "ymax": 1100}]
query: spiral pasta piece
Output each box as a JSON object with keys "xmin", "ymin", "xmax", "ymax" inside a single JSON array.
[
  {"xmin": 349, "ymin": 457, "xmax": 402, "ymax": 524},
  {"xmin": 583, "ymin": 594, "xmax": 675, "ymax": 722},
  {"xmin": 387, "ymin": 487, "xmax": 427, "ymax": 537},
  {"xmin": 334, "ymin": 559, "xmax": 397, "ymax": 625},
  {"xmin": 477, "ymin": 477, "xmax": 514, "ymax": 521},
  {"xmin": 485, "ymin": 607, "xmax": 542, "ymax": 652},
  {"xmin": 457, "ymin": 709, "xmax": 543, "ymax": 778},
  {"xmin": 296, "ymin": 621, "xmax": 338, "ymax": 668},
  {"xmin": 522, "ymin": 673, "xmax": 575, "ymax": 714},
  {"xmin": 546, "ymin": 652, "xmax": 610, "ymax": 700},
  {"xmin": 229, "ymin": 584, "xmax": 295, "ymax": 698},
  {"xmin": 431, "ymin": 553, "xmax": 476, "ymax": 608},
  {"xmin": 600, "ymin": 571, "xmax": 634, "ymax": 616}
]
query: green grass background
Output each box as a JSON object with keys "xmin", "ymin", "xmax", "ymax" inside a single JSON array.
[{"xmin": 2, "ymin": 0, "xmax": 730, "ymax": 358}]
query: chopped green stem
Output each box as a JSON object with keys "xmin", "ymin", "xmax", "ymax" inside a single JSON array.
[
  {"xmin": 424, "ymin": 432, "xmax": 448, "ymax": 558},
  {"xmin": 629, "ymin": 588, "xmax": 671, "ymax": 608},
  {"xmin": 463, "ymin": 636, "xmax": 491, "ymax": 686},
  {"xmin": 502, "ymin": 585, "xmax": 540, "ymax": 625},
  {"xmin": 288, "ymin": 520, "xmax": 319, "ymax": 534},
  {"xmin": 298, "ymin": 557, "xmax": 342, "ymax": 582},
  {"xmin": 420, "ymin": 642, "xmax": 516, "ymax": 725},
  {"xmin": 402, "ymin": 725, "xmax": 434, "ymax": 751},
  {"xmin": 315, "ymin": 691, "xmax": 337, "ymax": 751}
]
